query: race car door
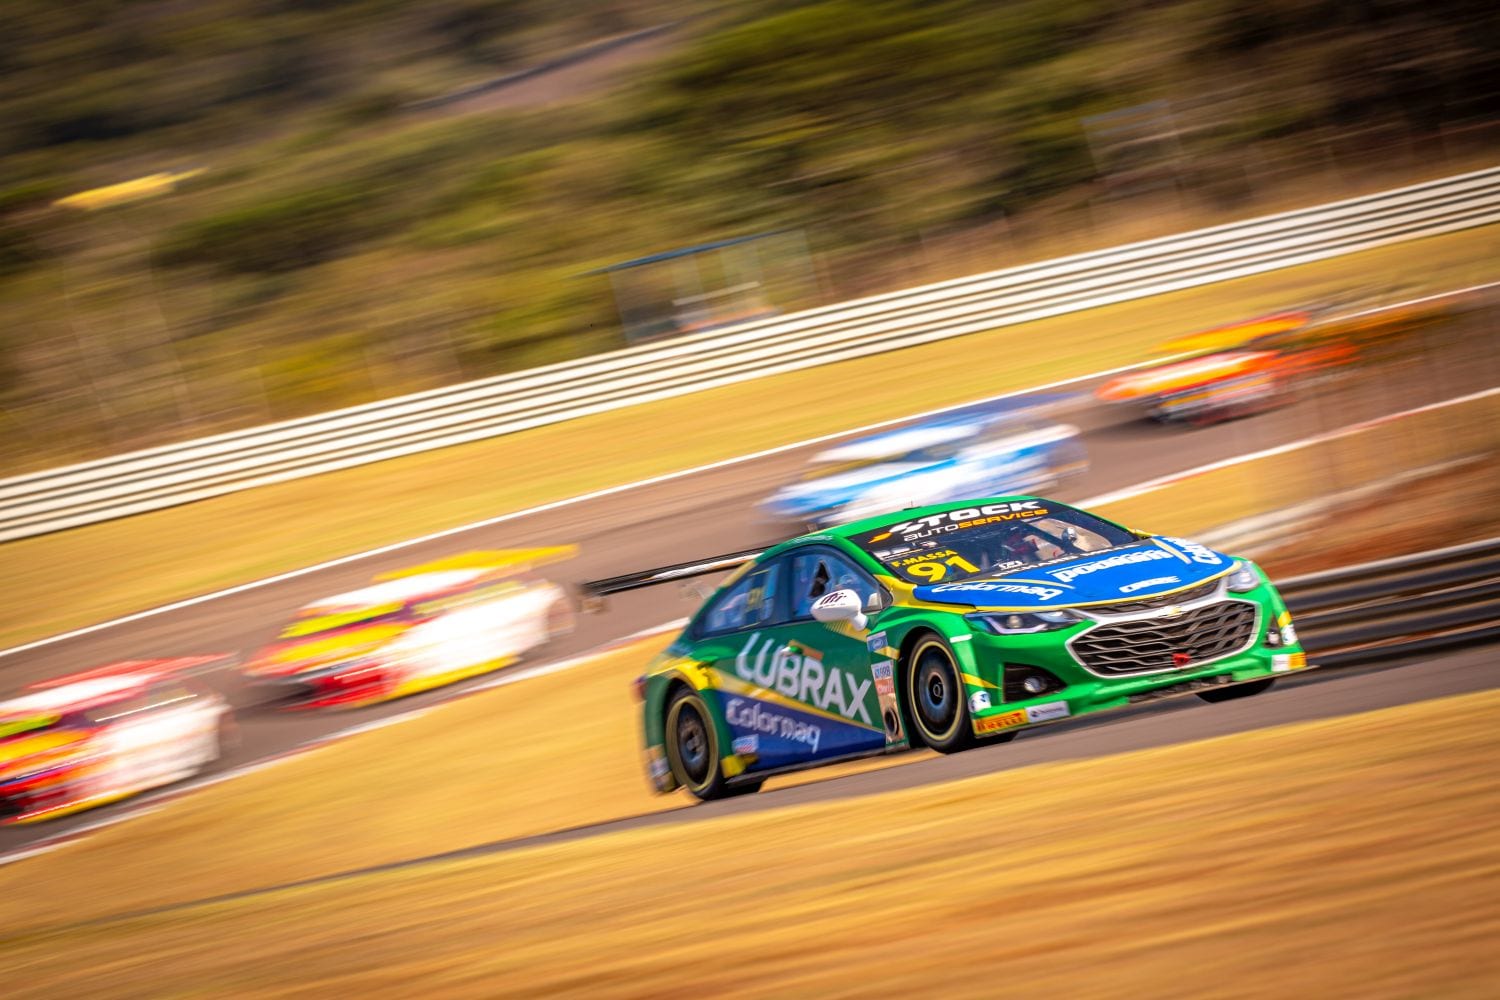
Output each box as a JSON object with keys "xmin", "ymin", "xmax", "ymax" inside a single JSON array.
[{"xmin": 714, "ymin": 547, "xmax": 894, "ymax": 771}]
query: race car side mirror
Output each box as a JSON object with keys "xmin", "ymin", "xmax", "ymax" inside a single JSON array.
[{"xmin": 811, "ymin": 589, "xmax": 868, "ymax": 630}]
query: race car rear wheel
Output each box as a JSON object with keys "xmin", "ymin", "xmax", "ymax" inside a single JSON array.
[
  {"xmin": 1197, "ymin": 678, "xmax": 1275, "ymax": 703},
  {"xmin": 904, "ymin": 635, "xmax": 977, "ymax": 754},
  {"xmin": 665, "ymin": 689, "xmax": 733, "ymax": 801}
]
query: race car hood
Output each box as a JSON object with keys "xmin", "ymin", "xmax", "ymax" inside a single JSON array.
[
  {"xmin": 243, "ymin": 623, "xmax": 408, "ymax": 679},
  {"xmin": 912, "ymin": 537, "xmax": 1236, "ymax": 610}
]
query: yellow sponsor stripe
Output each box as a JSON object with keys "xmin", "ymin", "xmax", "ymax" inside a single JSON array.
[
  {"xmin": 386, "ymin": 654, "xmax": 520, "ymax": 701},
  {"xmin": 961, "ymin": 672, "xmax": 998, "ymax": 690}
]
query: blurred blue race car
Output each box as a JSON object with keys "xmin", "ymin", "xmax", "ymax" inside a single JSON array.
[{"xmin": 761, "ymin": 396, "xmax": 1087, "ymax": 530}]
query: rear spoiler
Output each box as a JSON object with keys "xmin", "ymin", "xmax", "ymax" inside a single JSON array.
[
  {"xmin": 580, "ymin": 547, "xmax": 764, "ymax": 610},
  {"xmin": 375, "ymin": 546, "xmax": 578, "ymax": 581}
]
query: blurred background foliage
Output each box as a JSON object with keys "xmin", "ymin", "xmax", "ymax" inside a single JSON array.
[{"xmin": 0, "ymin": 0, "xmax": 1495, "ymax": 469}]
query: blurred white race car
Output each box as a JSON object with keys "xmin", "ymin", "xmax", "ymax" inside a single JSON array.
[
  {"xmin": 243, "ymin": 548, "xmax": 576, "ymax": 708},
  {"xmin": 761, "ymin": 396, "xmax": 1087, "ymax": 529},
  {"xmin": 0, "ymin": 658, "xmax": 231, "ymax": 824}
]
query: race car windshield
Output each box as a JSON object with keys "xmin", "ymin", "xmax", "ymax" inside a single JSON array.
[{"xmin": 855, "ymin": 504, "xmax": 1137, "ymax": 585}]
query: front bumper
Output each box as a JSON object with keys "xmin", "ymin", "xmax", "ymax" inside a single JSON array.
[
  {"xmin": 962, "ymin": 587, "xmax": 1308, "ymax": 737},
  {"xmin": 968, "ymin": 648, "xmax": 1309, "ymax": 737},
  {"xmin": 0, "ymin": 761, "xmax": 124, "ymax": 825}
]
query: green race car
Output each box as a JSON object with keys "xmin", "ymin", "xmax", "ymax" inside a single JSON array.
[{"xmin": 603, "ymin": 495, "xmax": 1308, "ymax": 800}]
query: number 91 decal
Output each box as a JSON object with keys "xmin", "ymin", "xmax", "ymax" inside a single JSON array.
[{"xmin": 902, "ymin": 553, "xmax": 979, "ymax": 582}]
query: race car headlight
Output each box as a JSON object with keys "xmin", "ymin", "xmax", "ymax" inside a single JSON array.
[
  {"xmin": 1227, "ymin": 561, "xmax": 1262, "ymax": 593},
  {"xmin": 966, "ymin": 609, "xmax": 1082, "ymax": 635}
]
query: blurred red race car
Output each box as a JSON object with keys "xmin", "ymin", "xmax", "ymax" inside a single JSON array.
[{"xmin": 0, "ymin": 658, "xmax": 232, "ymax": 824}]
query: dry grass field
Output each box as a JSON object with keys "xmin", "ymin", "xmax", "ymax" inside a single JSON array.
[{"xmin": 5, "ymin": 687, "xmax": 1497, "ymax": 998}]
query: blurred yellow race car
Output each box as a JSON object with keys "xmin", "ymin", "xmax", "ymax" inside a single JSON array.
[{"xmin": 243, "ymin": 548, "xmax": 576, "ymax": 709}]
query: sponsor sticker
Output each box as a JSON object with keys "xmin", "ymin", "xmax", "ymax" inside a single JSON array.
[
  {"xmin": 867, "ymin": 631, "xmax": 888, "ymax": 653},
  {"xmin": 872, "ymin": 659, "xmax": 896, "ymax": 698},
  {"xmin": 1050, "ymin": 548, "xmax": 1174, "ymax": 583},
  {"xmin": 735, "ymin": 633, "xmax": 873, "ymax": 725},
  {"xmin": 1119, "ymin": 575, "xmax": 1180, "ymax": 594},
  {"xmin": 867, "ymin": 501, "xmax": 1046, "ymax": 543},
  {"xmin": 1025, "ymin": 701, "xmax": 1070, "ymax": 723},
  {"xmin": 725, "ymin": 697, "xmax": 822, "ymax": 754},
  {"xmin": 969, "ymin": 690, "xmax": 992, "ymax": 713},
  {"xmin": 731, "ymin": 735, "xmax": 759, "ymax": 756},
  {"xmin": 1271, "ymin": 652, "xmax": 1308, "ymax": 673},
  {"xmin": 1162, "ymin": 536, "xmax": 1225, "ymax": 566},
  {"xmin": 974, "ymin": 710, "xmax": 1027, "ymax": 734},
  {"xmin": 929, "ymin": 581, "xmax": 1064, "ymax": 601}
]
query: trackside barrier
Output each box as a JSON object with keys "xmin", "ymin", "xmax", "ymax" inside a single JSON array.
[
  {"xmin": 580, "ymin": 537, "xmax": 1500, "ymax": 667},
  {"xmin": 1280, "ymin": 537, "xmax": 1500, "ymax": 665},
  {"xmin": 4, "ymin": 167, "xmax": 1499, "ymax": 542}
]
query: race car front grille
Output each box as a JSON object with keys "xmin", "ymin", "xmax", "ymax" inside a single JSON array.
[
  {"xmin": 1092, "ymin": 578, "xmax": 1222, "ymax": 616},
  {"xmin": 1069, "ymin": 600, "xmax": 1258, "ymax": 676}
]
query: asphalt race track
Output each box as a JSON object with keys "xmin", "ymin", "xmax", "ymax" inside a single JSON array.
[{"xmin": 1, "ymin": 305, "xmax": 1496, "ymax": 853}]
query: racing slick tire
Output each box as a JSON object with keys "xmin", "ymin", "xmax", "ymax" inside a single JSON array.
[
  {"xmin": 723, "ymin": 778, "xmax": 765, "ymax": 797},
  {"xmin": 904, "ymin": 634, "xmax": 980, "ymax": 754},
  {"xmin": 665, "ymin": 689, "xmax": 739, "ymax": 801},
  {"xmin": 1197, "ymin": 678, "xmax": 1275, "ymax": 703}
]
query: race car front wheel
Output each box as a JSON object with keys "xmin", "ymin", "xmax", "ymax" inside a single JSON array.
[
  {"xmin": 905, "ymin": 635, "xmax": 978, "ymax": 754},
  {"xmin": 665, "ymin": 689, "xmax": 733, "ymax": 801},
  {"xmin": 1197, "ymin": 678, "xmax": 1275, "ymax": 703}
]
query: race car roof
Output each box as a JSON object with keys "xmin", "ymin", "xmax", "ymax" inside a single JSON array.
[{"xmin": 2, "ymin": 657, "xmax": 229, "ymax": 717}]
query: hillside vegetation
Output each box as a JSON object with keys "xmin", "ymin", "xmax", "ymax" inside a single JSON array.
[{"xmin": 1, "ymin": 0, "xmax": 1494, "ymax": 469}]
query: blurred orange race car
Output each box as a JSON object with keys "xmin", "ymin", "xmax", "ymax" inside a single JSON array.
[
  {"xmin": 1096, "ymin": 286, "xmax": 1465, "ymax": 426},
  {"xmin": 0, "ymin": 658, "xmax": 232, "ymax": 824},
  {"xmin": 243, "ymin": 548, "xmax": 576, "ymax": 709},
  {"xmin": 1096, "ymin": 310, "xmax": 1354, "ymax": 426}
]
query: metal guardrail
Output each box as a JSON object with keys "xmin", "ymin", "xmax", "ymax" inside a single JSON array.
[
  {"xmin": 5, "ymin": 167, "xmax": 1499, "ymax": 543},
  {"xmin": 582, "ymin": 537, "xmax": 1500, "ymax": 667},
  {"xmin": 1281, "ymin": 537, "xmax": 1500, "ymax": 665}
]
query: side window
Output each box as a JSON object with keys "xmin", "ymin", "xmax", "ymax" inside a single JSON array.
[
  {"xmin": 789, "ymin": 550, "xmax": 879, "ymax": 620},
  {"xmin": 698, "ymin": 564, "xmax": 781, "ymax": 636}
]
